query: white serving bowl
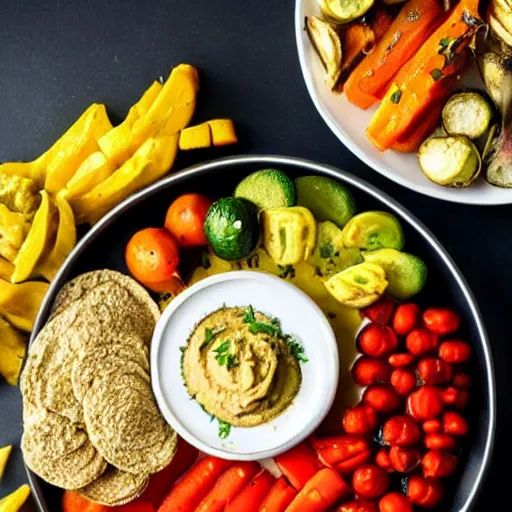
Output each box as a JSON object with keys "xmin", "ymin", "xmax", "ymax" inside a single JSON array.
[
  {"xmin": 151, "ymin": 270, "xmax": 339, "ymax": 461},
  {"xmin": 295, "ymin": 0, "xmax": 512, "ymax": 205}
]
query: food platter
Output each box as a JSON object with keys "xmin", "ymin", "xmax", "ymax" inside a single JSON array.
[
  {"xmin": 26, "ymin": 155, "xmax": 495, "ymax": 511},
  {"xmin": 295, "ymin": 0, "xmax": 512, "ymax": 205}
]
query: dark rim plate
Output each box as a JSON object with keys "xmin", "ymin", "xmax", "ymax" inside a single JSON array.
[{"xmin": 27, "ymin": 155, "xmax": 496, "ymax": 512}]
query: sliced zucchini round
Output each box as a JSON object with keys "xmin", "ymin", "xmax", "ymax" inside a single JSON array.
[
  {"xmin": 442, "ymin": 92, "xmax": 493, "ymax": 139},
  {"xmin": 320, "ymin": 0, "xmax": 374, "ymax": 24},
  {"xmin": 418, "ymin": 136, "xmax": 482, "ymax": 188}
]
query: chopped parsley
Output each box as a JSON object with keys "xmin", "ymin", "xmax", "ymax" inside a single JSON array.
[
  {"xmin": 320, "ymin": 243, "xmax": 334, "ymax": 259},
  {"xmin": 284, "ymin": 335, "xmax": 309, "ymax": 363},
  {"xmin": 391, "ymin": 90, "xmax": 402, "ymax": 104},
  {"xmin": 213, "ymin": 340, "xmax": 239, "ymax": 368},
  {"xmin": 200, "ymin": 327, "xmax": 226, "ymax": 349},
  {"xmin": 278, "ymin": 265, "xmax": 295, "ymax": 279},
  {"xmin": 243, "ymin": 304, "xmax": 256, "ymax": 323},
  {"xmin": 249, "ymin": 321, "xmax": 282, "ymax": 337},
  {"xmin": 430, "ymin": 68, "xmax": 444, "ymax": 81},
  {"xmin": 218, "ymin": 419, "xmax": 231, "ymax": 439}
]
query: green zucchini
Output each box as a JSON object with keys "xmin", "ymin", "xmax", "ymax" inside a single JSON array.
[
  {"xmin": 319, "ymin": 0, "xmax": 374, "ymax": 24},
  {"xmin": 418, "ymin": 135, "xmax": 481, "ymax": 187},
  {"xmin": 442, "ymin": 92, "xmax": 493, "ymax": 139}
]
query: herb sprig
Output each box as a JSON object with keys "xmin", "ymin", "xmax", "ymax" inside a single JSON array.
[
  {"xmin": 218, "ymin": 419, "xmax": 231, "ymax": 439},
  {"xmin": 213, "ymin": 340, "xmax": 239, "ymax": 368}
]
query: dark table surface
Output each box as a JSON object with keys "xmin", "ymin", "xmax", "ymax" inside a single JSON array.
[{"xmin": 1, "ymin": 0, "xmax": 510, "ymax": 509}]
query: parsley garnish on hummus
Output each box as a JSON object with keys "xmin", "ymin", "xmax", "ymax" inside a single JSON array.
[{"xmin": 218, "ymin": 419, "xmax": 231, "ymax": 439}]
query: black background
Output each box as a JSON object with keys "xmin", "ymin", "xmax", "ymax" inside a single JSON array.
[{"xmin": 0, "ymin": 0, "xmax": 510, "ymax": 509}]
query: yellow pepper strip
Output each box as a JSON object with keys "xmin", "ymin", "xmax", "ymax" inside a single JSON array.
[
  {"xmin": 43, "ymin": 103, "xmax": 113, "ymax": 194},
  {"xmin": 131, "ymin": 64, "xmax": 199, "ymax": 147},
  {"xmin": 98, "ymin": 81, "xmax": 162, "ymax": 166},
  {"xmin": 0, "ymin": 446, "xmax": 12, "ymax": 480},
  {"xmin": 0, "ymin": 280, "xmax": 49, "ymax": 332},
  {"xmin": 0, "ymin": 319, "xmax": 26, "ymax": 386},
  {"xmin": 36, "ymin": 195, "xmax": 76, "ymax": 282},
  {"xmin": 61, "ymin": 152, "xmax": 116, "ymax": 200},
  {"xmin": 179, "ymin": 123, "xmax": 212, "ymax": 150},
  {"xmin": 0, "ymin": 259, "xmax": 14, "ymax": 282},
  {"xmin": 208, "ymin": 119, "xmax": 238, "ymax": 146},
  {"xmin": 0, "ymin": 484, "xmax": 30, "ymax": 512},
  {"xmin": 71, "ymin": 134, "xmax": 179, "ymax": 225},
  {"xmin": 11, "ymin": 191, "xmax": 52, "ymax": 284}
]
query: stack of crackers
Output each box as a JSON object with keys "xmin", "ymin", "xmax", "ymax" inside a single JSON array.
[{"xmin": 20, "ymin": 270, "xmax": 177, "ymax": 506}]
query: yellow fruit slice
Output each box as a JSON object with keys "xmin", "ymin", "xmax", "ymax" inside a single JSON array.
[
  {"xmin": 0, "ymin": 446, "xmax": 12, "ymax": 479},
  {"xmin": 0, "ymin": 484, "xmax": 30, "ymax": 512},
  {"xmin": 0, "ymin": 319, "xmax": 26, "ymax": 386},
  {"xmin": 0, "ymin": 259, "xmax": 14, "ymax": 282},
  {"xmin": 11, "ymin": 191, "xmax": 52, "ymax": 284},
  {"xmin": 179, "ymin": 123, "xmax": 212, "ymax": 150}
]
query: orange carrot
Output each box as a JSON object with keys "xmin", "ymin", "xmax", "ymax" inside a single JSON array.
[
  {"xmin": 274, "ymin": 442, "xmax": 323, "ymax": 490},
  {"xmin": 344, "ymin": 0, "xmax": 444, "ymax": 109},
  {"xmin": 62, "ymin": 491, "xmax": 106, "ymax": 512},
  {"xmin": 367, "ymin": 0, "xmax": 481, "ymax": 151},
  {"xmin": 157, "ymin": 456, "xmax": 231, "ymax": 512},
  {"xmin": 142, "ymin": 438, "xmax": 199, "ymax": 509},
  {"xmin": 225, "ymin": 470, "xmax": 276, "ymax": 512},
  {"xmin": 195, "ymin": 461, "xmax": 260, "ymax": 512},
  {"xmin": 285, "ymin": 468, "xmax": 351, "ymax": 512},
  {"xmin": 259, "ymin": 477, "xmax": 298, "ymax": 512},
  {"xmin": 370, "ymin": 8, "xmax": 395, "ymax": 44}
]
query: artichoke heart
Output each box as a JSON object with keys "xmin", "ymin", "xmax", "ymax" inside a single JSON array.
[
  {"xmin": 306, "ymin": 16, "xmax": 343, "ymax": 90},
  {"xmin": 325, "ymin": 262, "xmax": 388, "ymax": 308},
  {"xmin": 262, "ymin": 207, "xmax": 317, "ymax": 266}
]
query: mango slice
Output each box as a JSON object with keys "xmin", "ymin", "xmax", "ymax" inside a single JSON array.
[
  {"xmin": 0, "ymin": 259, "xmax": 14, "ymax": 282},
  {"xmin": 11, "ymin": 191, "xmax": 52, "ymax": 284},
  {"xmin": 0, "ymin": 279, "xmax": 49, "ymax": 332},
  {"xmin": 179, "ymin": 123, "xmax": 212, "ymax": 150},
  {"xmin": 208, "ymin": 119, "xmax": 238, "ymax": 146},
  {"xmin": 43, "ymin": 103, "xmax": 113, "ymax": 193},
  {"xmin": 0, "ymin": 484, "xmax": 30, "ymax": 512},
  {"xmin": 98, "ymin": 80, "xmax": 162, "ymax": 165},
  {"xmin": 62, "ymin": 151, "xmax": 116, "ymax": 199},
  {"xmin": 36, "ymin": 196, "xmax": 76, "ymax": 281},
  {"xmin": 0, "ymin": 446, "xmax": 12, "ymax": 480},
  {"xmin": 72, "ymin": 134, "xmax": 179, "ymax": 225},
  {"xmin": 0, "ymin": 319, "xmax": 26, "ymax": 386}
]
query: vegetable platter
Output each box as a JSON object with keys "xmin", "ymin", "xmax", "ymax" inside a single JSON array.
[
  {"xmin": 24, "ymin": 155, "xmax": 495, "ymax": 512},
  {"xmin": 295, "ymin": 0, "xmax": 512, "ymax": 204}
]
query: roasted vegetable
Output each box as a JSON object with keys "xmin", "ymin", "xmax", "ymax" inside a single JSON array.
[
  {"xmin": 0, "ymin": 279, "xmax": 49, "ymax": 332},
  {"xmin": 0, "ymin": 258, "xmax": 14, "ymax": 282},
  {"xmin": 366, "ymin": 0, "xmax": 482, "ymax": 151},
  {"xmin": 344, "ymin": 0, "xmax": 444, "ymax": 109},
  {"xmin": 0, "ymin": 484, "xmax": 30, "ymax": 512},
  {"xmin": 488, "ymin": 0, "xmax": 512, "ymax": 47},
  {"xmin": 0, "ymin": 445, "xmax": 12, "ymax": 479},
  {"xmin": 306, "ymin": 16, "xmax": 343, "ymax": 90},
  {"xmin": 419, "ymin": 135, "xmax": 481, "ymax": 187},
  {"xmin": 485, "ymin": 127, "xmax": 512, "ymax": 187},
  {"xmin": 319, "ymin": 0, "xmax": 374, "ymax": 25},
  {"xmin": 0, "ymin": 318, "xmax": 26, "ymax": 386},
  {"xmin": 0, "ymin": 205, "xmax": 30, "ymax": 263},
  {"xmin": 262, "ymin": 207, "xmax": 316, "ymax": 266},
  {"xmin": 325, "ymin": 262, "xmax": 388, "ymax": 308},
  {"xmin": 0, "ymin": 174, "xmax": 39, "ymax": 216},
  {"xmin": 442, "ymin": 92, "xmax": 493, "ymax": 139}
]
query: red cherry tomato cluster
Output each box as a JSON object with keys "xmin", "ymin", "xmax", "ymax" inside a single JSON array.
[{"xmin": 320, "ymin": 300, "xmax": 473, "ymax": 510}]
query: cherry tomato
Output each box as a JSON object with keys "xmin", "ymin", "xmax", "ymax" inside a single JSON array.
[
  {"xmin": 358, "ymin": 324, "xmax": 398, "ymax": 358},
  {"xmin": 343, "ymin": 404, "xmax": 378, "ymax": 436},
  {"xmin": 337, "ymin": 500, "xmax": 378, "ymax": 512},
  {"xmin": 361, "ymin": 299, "xmax": 396, "ymax": 325},
  {"xmin": 424, "ymin": 433, "xmax": 456, "ymax": 451},
  {"xmin": 363, "ymin": 385, "xmax": 401, "ymax": 414},
  {"xmin": 390, "ymin": 369, "xmax": 416, "ymax": 397},
  {"xmin": 442, "ymin": 411, "xmax": 469, "ymax": 436},
  {"xmin": 422, "ymin": 419, "xmax": 442, "ymax": 435},
  {"xmin": 388, "ymin": 353, "xmax": 416, "ymax": 368},
  {"xmin": 452, "ymin": 372, "xmax": 471, "ymax": 389},
  {"xmin": 406, "ymin": 328, "xmax": 439, "ymax": 356},
  {"xmin": 382, "ymin": 416, "xmax": 421, "ymax": 447},
  {"xmin": 439, "ymin": 340, "xmax": 472, "ymax": 363},
  {"xmin": 417, "ymin": 358, "xmax": 453, "ymax": 385},
  {"xmin": 379, "ymin": 492, "xmax": 413, "ymax": 512},
  {"xmin": 352, "ymin": 464, "xmax": 390, "ymax": 499},
  {"xmin": 313, "ymin": 436, "xmax": 371, "ymax": 473},
  {"xmin": 407, "ymin": 386, "xmax": 444, "ymax": 421},
  {"xmin": 375, "ymin": 448, "xmax": 394, "ymax": 473},
  {"xmin": 407, "ymin": 475, "xmax": 444, "ymax": 508},
  {"xmin": 423, "ymin": 308, "xmax": 460, "ymax": 335},
  {"xmin": 422, "ymin": 450, "xmax": 458, "ymax": 478},
  {"xmin": 389, "ymin": 446, "xmax": 421, "ymax": 473},
  {"xmin": 440, "ymin": 386, "xmax": 458, "ymax": 405},
  {"xmin": 164, "ymin": 193, "xmax": 213, "ymax": 247},
  {"xmin": 392, "ymin": 303, "xmax": 421, "ymax": 336},
  {"xmin": 352, "ymin": 357, "xmax": 392, "ymax": 386},
  {"xmin": 125, "ymin": 227, "xmax": 180, "ymax": 292}
]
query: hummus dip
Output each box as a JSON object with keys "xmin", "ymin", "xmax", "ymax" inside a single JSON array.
[{"xmin": 182, "ymin": 307, "xmax": 302, "ymax": 427}]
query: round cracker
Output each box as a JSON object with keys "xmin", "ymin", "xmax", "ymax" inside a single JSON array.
[{"xmin": 79, "ymin": 466, "xmax": 149, "ymax": 506}]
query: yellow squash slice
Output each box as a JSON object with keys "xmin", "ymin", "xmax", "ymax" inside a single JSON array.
[
  {"xmin": 0, "ymin": 445, "xmax": 12, "ymax": 479},
  {"xmin": 0, "ymin": 484, "xmax": 30, "ymax": 512},
  {"xmin": 43, "ymin": 103, "xmax": 113, "ymax": 193},
  {"xmin": 36, "ymin": 195, "xmax": 76, "ymax": 281},
  {"xmin": 0, "ymin": 319, "xmax": 26, "ymax": 386},
  {"xmin": 11, "ymin": 191, "xmax": 52, "ymax": 283}
]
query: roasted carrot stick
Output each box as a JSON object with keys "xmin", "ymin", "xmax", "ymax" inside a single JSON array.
[
  {"xmin": 367, "ymin": 0, "xmax": 482, "ymax": 151},
  {"xmin": 274, "ymin": 442, "xmax": 323, "ymax": 490},
  {"xmin": 195, "ymin": 461, "xmax": 260, "ymax": 512},
  {"xmin": 285, "ymin": 468, "xmax": 351, "ymax": 512},
  {"xmin": 259, "ymin": 476, "xmax": 298, "ymax": 512},
  {"xmin": 157, "ymin": 456, "xmax": 231, "ymax": 512},
  {"xmin": 225, "ymin": 470, "xmax": 275, "ymax": 512},
  {"xmin": 344, "ymin": 0, "xmax": 444, "ymax": 109}
]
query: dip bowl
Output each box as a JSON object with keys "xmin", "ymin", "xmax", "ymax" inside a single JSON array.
[{"xmin": 151, "ymin": 270, "xmax": 339, "ymax": 460}]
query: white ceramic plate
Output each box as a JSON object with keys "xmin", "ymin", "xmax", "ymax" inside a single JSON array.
[
  {"xmin": 295, "ymin": 0, "xmax": 512, "ymax": 205},
  {"xmin": 151, "ymin": 270, "xmax": 339, "ymax": 461}
]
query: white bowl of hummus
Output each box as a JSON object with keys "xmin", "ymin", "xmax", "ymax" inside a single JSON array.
[{"xmin": 151, "ymin": 270, "xmax": 339, "ymax": 461}]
